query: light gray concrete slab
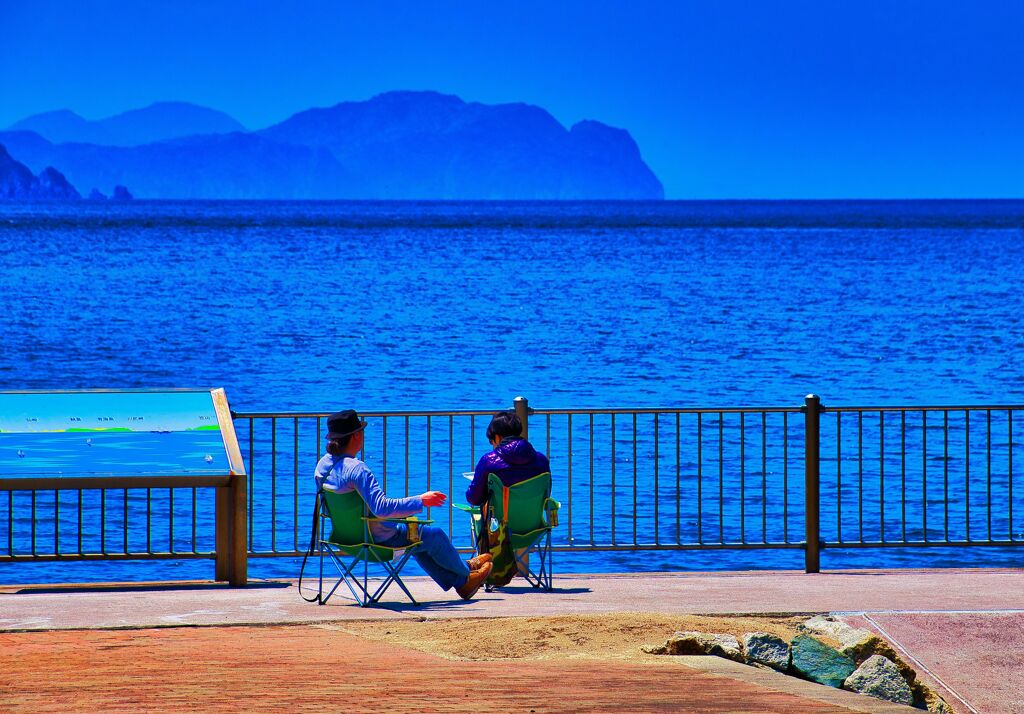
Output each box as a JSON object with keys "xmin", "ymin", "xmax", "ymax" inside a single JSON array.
[{"xmin": 1, "ymin": 568, "xmax": 1022, "ymax": 631}]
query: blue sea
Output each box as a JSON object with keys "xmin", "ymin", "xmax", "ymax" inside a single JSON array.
[{"xmin": 2, "ymin": 200, "xmax": 1023, "ymax": 583}]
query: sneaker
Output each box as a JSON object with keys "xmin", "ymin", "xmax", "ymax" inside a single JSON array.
[
  {"xmin": 466, "ymin": 553, "xmax": 493, "ymax": 571},
  {"xmin": 456, "ymin": 562, "xmax": 492, "ymax": 600}
]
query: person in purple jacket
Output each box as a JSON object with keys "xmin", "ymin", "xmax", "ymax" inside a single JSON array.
[
  {"xmin": 314, "ymin": 409, "xmax": 492, "ymax": 600},
  {"xmin": 465, "ymin": 410, "xmax": 551, "ymax": 507}
]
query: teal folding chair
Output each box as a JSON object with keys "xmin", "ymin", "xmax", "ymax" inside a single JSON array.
[
  {"xmin": 316, "ymin": 487, "xmax": 430, "ymax": 607},
  {"xmin": 455, "ymin": 472, "xmax": 560, "ymax": 591}
]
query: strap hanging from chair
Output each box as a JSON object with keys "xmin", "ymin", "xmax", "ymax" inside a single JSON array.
[{"xmin": 297, "ymin": 490, "xmax": 323, "ymax": 602}]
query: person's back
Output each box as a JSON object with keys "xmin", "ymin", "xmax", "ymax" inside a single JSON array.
[{"xmin": 466, "ymin": 411, "xmax": 549, "ymax": 506}]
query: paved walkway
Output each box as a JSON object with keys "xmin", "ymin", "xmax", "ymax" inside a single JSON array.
[
  {"xmin": 0, "ymin": 626, "xmax": 910, "ymax": 713},
  {"xmin": 2, "ymin": 568, "xmax": 1022, "ymax": 713}
]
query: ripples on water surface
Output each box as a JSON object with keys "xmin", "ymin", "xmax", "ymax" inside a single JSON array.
[{"xmin": 1, "ymin": 200, "xmax": 1023, "ymax": 581}]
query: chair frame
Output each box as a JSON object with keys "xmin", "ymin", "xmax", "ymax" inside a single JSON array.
[
  {"xmin": 455, "ymin": 472, "xmax": 560, "ymax": 592},
  {"xmin": 315, "ymin": 488, "xmax": 430, "ymax": 607}
]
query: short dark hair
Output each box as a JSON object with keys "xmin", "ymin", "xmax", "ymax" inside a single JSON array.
[
  {"xmin": 326, "ymin": 433, "xmax": 355, "ymax": 456},
  {"xmin": 486, "ymin": 411, "xmax": 522, "ymax": 441}
]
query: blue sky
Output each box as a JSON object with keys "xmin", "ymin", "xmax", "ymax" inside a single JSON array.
[{"xmin": 1, "ymin": 1, "xmax": 1022, "ymax": 198}]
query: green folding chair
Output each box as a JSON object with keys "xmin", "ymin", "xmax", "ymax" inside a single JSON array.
[
  {"xmin": 316, "ymin": 487, "xmax": 430, "ymax": 607},
  {"xmin": 455, "ymin": 472, "xmax": 560, "ymax": 591}
]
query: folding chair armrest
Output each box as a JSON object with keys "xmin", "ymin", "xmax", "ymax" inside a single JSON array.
[
  {"xmin": 452, "ymin": 503, "xmax": 481, "ymax": 515},
  {"xmin": 543, "ymin": 497, "xmax": 561, "ymax": 512}
]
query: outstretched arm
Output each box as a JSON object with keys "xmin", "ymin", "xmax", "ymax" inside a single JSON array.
[{"xmin": 352, "ymin": 465, "xmax": 425, "ymax": 518}]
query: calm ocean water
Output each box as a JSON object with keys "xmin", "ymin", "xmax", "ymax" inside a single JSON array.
[{"xmin": 2, "ymin": 200, "xmax": 1023, "ymax": 583}]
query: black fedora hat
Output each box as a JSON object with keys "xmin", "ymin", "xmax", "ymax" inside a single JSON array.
[{"xmin": 325, "ymin": 410, "xmax": 368, "ymax": 440}]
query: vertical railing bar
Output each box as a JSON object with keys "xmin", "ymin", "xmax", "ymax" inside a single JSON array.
[
  {"xmin": 901, "ymin": 411, "xmax": 906, "ymax": 542},
  {"xmin": 546, "ymin": 413, "xmax": 551, "ymax": 464},
  {"xmin": 146, "ymin": 487, "xmax": 152, "ymax": 553},
  {"xmin": 405, "ymin": 416, "xmax": 410, "ymax": 498},
  {"xmin": 568, "ymin": 413, "xmax": 573, "ymax": 543},
  {"xmin": 122, "ymin": 488, "xmax": 127, "ymax": 554},
  {"xmin": 78, "ymin": 489, "xmax": 83, "ymax": 554},
  {"xmin": 7, "ymin": 491, "xmax": 13, "ymax": 556},
  {"xmin": 589, "ymin": 413, "xmax": 594, "ymax": 545},
  {"xmin": 271, "ymin": 417, "xmax": 277, "ymax": 552},
  {"xmin": 426, "ymin": 417, "xmax": 432, "ymax": 518},
  {"xmin": 191, "ymin": 486, "xmax": 197, "ymax": 553},
  {"xmin": 100, "ymin": 489, "xmax": 107, "ymax": 554},
  {"xmin": 987, "ymin": 409, "xmax": 992, "ymax": 541},
  {"xmin": 611, "ymin": 413, "xmax": 616, "ymax": 545},
  {"xmin": 879, "ymin": 411, "xmax": 885, "ymax": 543},
  {"xmin": 943, "ymin": 410, "xmax": 949, "ymax": 541},
  {"xmin": 783, "ymin": 411, "xmax": 789, "ymax": 542},
  {"xmin": 294, "ymin": 417, "xmax": 300, "ymax": 551},
  {"xmin": 248, "ymin": 418, "xmax": 255, "ymax": 550},
  {"xmin": 448, "ymin": 415, "xmax": 454, "ymax": 535},
  {"xmin": 632, "ymin": 412, "xmax": 637, "ymax": 546},
  {"xmin": 169, "ymin": 486, "xmax": 174, "ymax": 554},
  {"xmin": 923, "ymin": 411, "xmax": 928, "ymax": 542},
  {"xmin": 837, "ymin": 412, "xmax": 842, "ymax": 542},
  {"xmin": 30, "ymin": 490, "xmax": 36, "ymax": 556},
  {"xmin": 53, "ymin": 489, "xmax": 59, "ymax": 555},
  {"xmin": 382, "ymin": 416, "xmax": 388, "ymax": 491},
  {"xmin": 653, "ymin": 413, "xmax": 659, "ymax": 545},
  {"xmin": 1009, "ymin": 410, "xmax": 1014, "ymax": 541},
  {"xmin": 692, "ymin": 412, "xmax": 698, "ymax": 545},
  {"xmin": 965, "ymin": 410, "xmax": 970, "ymax": 542},
  {"xmin": 740, "ymin": 411, "xmax": 745, "ymax": 543},
  {"xmin": 718, "ymin": 411, "xmax": 724, "ymax": 544},
  {"xmin": 761, "ymin": 411, "xmax": 767, "ymax": 543},
  {"xmin": 470, "ymin": 415, "xmax": 476, "ymax": 467},
  {"xmin": 857, "ymin": 409, "xmax": 863, "ymax": 543}
]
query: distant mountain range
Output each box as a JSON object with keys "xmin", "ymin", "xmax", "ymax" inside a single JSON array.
[{"xmin": 0, "ymin": 92, "xmax": 663, "ymax": 199}]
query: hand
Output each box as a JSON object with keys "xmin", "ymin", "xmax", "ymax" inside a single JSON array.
[{"xmin": 420, "ymin": 491, "xmax": 447, "ymax": 507}]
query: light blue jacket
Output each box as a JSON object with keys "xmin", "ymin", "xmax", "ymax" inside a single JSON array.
[{"xmin": 313, "ymin": 453, "xmax": 423, "ymax": 541}]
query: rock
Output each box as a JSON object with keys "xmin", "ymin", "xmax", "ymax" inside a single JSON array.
[
  {"xmin": 88, "ymin": 188, "xmax": 107, "ymax": 200},
  {"xmin": 641, "ymin": 643, "xmax": 668, "ymax": 655},
  {"xmin": 799, "ymin": 615, "xmax": 873, "ymax": 652},
  {"xmin": 112, "ymin": 185, "xmax": 133, "ymax": 200},
  {"xmin": 843, "ymin": 655, "xmax": 914, "ymax": 705},
  {"xmin": 0, "ymin": 144, "xmax": 81, "ymax": 200},
  {"xmin": 742, "ymin": 632, "xmax": 790, "ymax": 672},
  {"xmin": 790, "ymin": 635, "xmax": 857, "ymax": 688},
  {"xmin": 920, "ymin": 688, "xmax": 953, "ymax": 714},
  {"xmin": 36, "ymin": 166, "xmax": 81, "ymax": 198},
  {"xmin": 665, "ymin": 631, "xmax": 744, "ymax": 662}
]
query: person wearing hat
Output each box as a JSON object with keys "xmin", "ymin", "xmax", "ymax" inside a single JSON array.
[{"xmin": 313, "ymin": 409, "xmax": 492, "ymax": 600}]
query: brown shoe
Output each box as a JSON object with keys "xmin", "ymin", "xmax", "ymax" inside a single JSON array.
[
  {"xmin": 467, "ymin": 553, "xmax": 493, "ymax": 571},
  {"xmin": 456, "ymin": 562, "xmax": 492, "ymax": 600}
]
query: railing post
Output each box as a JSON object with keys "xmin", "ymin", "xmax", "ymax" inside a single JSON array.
[
  {"xmin": 804, "ymin": 394, "xmax": 822, "ymax": 573},
  {"xmin": 514, "ymin": 395, "xmax": 530, "ymax": 440}
]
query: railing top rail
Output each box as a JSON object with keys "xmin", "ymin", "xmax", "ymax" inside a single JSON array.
[
  {"xmin": 233, "ymin": 403, "xmax": 1024, "ymax": 420},
  {"xmin": 532, "ymin": 406, "xmax": 802, "ymax": 415},
  {"xmin": 232, "ymin": 409, "xmax": 499, "ymax": 419},
  {"xmin": 825, "ymin": 404, "xmax": 1024, "ymax": 413}
]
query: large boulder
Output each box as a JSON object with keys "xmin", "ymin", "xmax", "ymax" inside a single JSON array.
[
  {"xmin": 649, "ymin": 631, "xmax": 744, "ymax": 662},
  {"xmin": 844, "ymin": 655, "xmax": 914, "ymax": 705},
  {"xmin": 742, "ymin": 632, "xmax": 790, "ymax": 672},
  {"xmin": 799, "ymin": 615, "xmax": 873, "ymax": 653},
  {"xmin": 790, "ymin": 635, "xmax": 857, "ymax": 688}
]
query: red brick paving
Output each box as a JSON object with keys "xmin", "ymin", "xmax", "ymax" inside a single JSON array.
[{"xmin": 0, "ymin": 625, "xmax": 866, "ymax": 713}]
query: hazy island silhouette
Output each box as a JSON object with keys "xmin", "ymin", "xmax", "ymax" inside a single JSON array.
[{"xmin": 0, "ymin": 91, "xmax": 663, "ymax": 200}]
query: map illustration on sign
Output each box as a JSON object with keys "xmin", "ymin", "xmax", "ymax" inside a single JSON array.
[{"xmin": 0, "ymin": 389, "xmax": 241, "ymax": 478}]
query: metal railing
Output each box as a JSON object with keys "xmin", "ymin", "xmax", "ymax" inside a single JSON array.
[{"xmin": 3, "ymin": 395, "xmax": 1022, "ymax": 573}]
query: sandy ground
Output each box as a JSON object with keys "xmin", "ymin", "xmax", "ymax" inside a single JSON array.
[{"xmin": 330, "ymin": 612, "xmax": 810, "ymax": 663}]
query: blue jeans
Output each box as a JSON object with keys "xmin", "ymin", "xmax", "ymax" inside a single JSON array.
[{"xmin": 379, "ymin": 524, "xmax": 469, "ymax": 591}]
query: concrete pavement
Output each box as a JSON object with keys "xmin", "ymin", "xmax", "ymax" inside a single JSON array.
[{"xmin": 2, "ymin": 568, "xmax": 1022, "ymax": 713}]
